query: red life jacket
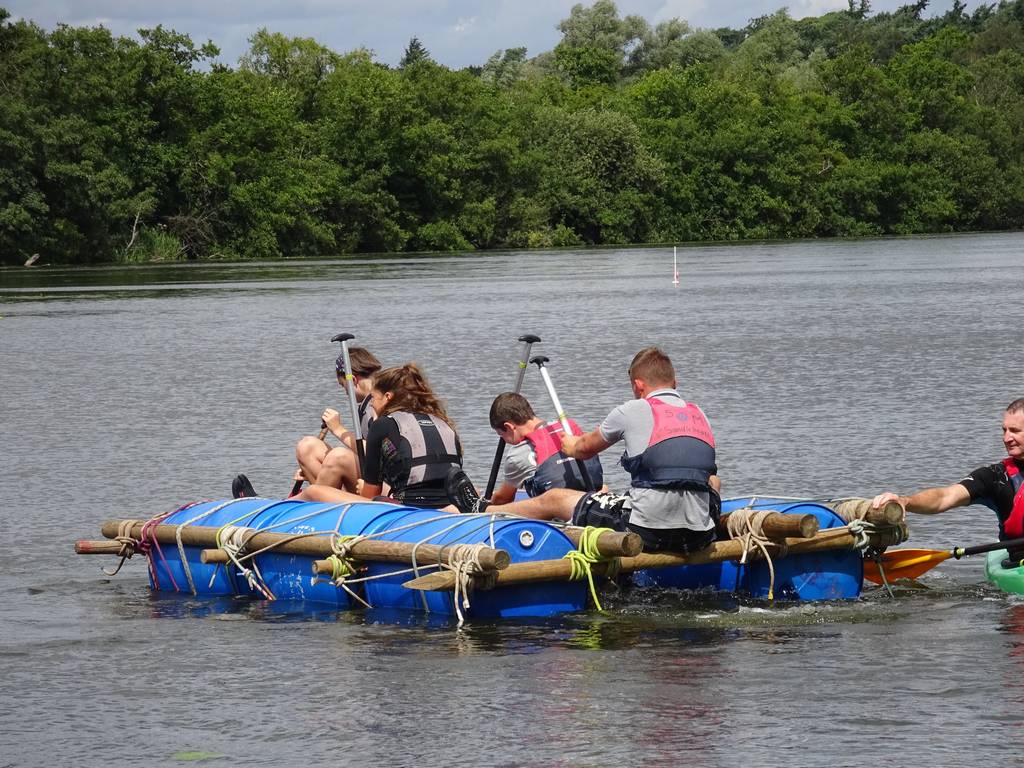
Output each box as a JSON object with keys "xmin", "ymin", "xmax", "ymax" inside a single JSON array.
[
  {"xmin": 1001, "ymin": 459, "xmax": 1024, "ymax": 538},
  {"xmin": 522, "ymin": 419, "xmax": 602, "ymax": 497}
]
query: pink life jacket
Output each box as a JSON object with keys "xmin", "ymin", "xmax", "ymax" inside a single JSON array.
[
  {"xmin": 522, "ymin": 419, "xmax": 603, "ymax": 497},
  {"xmin": 620, "ymin": 397, "xmax": 716, "ymax": 489}
]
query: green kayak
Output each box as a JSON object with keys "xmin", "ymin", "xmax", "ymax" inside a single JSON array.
[{"xmin": 985, "ymin": 549, "xmax": 1024, "ymax": 595}]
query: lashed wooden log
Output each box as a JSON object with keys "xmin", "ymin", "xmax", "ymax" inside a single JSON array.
[
  {"xmin": 829, "ymin": 499, "xmax": 904, "ymax": 526},
  {"xmin": 87, "ymin": 520, "xmax": 510, "ymax": 571},
  {"xmin": 402, "ymin": 524, "xmax": 905, "ymax": 592},
  {"xmin": 717, "ymin": 510, "xmax": 819, "ymax": 539},
  {"xmin": 560, "ymin": 526, "xmax": 642, "ymax": 557}
]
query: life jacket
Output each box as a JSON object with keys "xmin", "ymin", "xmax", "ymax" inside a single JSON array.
[
  {"xmin": 384, "ymin": 412, "xmax": 461, "ymax": 492},
  {"xmin": 522, "ymin": 419, "xmax": 604, "ymax": 497},
  {"xmin": 1000, "ymin": 459, "xmax": 1024, "ymax": 538},
  {"xmin": 357, "ymin": 395, "xmax": 376, "ymax": 437},
  {"xmin": 620, "ymin": 396, "xmax": 716, "ymax": 490}
]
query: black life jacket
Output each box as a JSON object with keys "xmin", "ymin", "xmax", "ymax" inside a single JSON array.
[{"xmin": 383, "ymin": 412, "xmax": 461, "ymax": 495}]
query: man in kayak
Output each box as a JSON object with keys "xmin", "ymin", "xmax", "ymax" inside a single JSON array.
[
  {"xmin": 871, "ymin": 398, "xmax": 1024, "ymax": 566},
  {"xmin": 448, "ymin": 347, "xmax": 720, "ymax": 553},
  {"xmin": 487, "ymin": 392, "xmax": 604, "ymax": 504}
]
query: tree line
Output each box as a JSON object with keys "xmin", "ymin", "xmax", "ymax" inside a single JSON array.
[{"xmin": 1, "ymin": 0, "xmax": 1023, "ymax": 265}]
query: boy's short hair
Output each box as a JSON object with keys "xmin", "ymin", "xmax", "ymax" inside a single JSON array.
[
  {"xmin": 628, "ymin": 346, "xmax": 676, "ymax": 386},
  {"xmin": 489, "ymin": 392, "xmax": 537, "ymax": 430}
]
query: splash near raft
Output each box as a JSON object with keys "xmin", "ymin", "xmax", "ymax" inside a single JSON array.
[
  {"xmin": 634, "ymin": 498, "xmax": 865, "ymax": 600},
  {"xmin": 76, "ymin": 495, "xmax": 909, "ymax": 621}
]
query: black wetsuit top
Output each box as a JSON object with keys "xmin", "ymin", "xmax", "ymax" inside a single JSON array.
[
  {"xmin": 363, "ymin": 414, "xmax": 463, "ymax": 509},
  {"xmin": 959, "ymin": 459, "xmax": 1024, "ymax": 538}
]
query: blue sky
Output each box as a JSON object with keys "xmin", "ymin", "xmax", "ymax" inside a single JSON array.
[{"xmin": 6, "ymin": 0, "xmax": 980, "ymax": 68}]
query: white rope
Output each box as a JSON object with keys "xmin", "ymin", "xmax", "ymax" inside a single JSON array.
[{"xmin": 725, "ymin": 507, "xmax": 782, "ymax": 600}]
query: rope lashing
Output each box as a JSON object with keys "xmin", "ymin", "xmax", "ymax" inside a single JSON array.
[
  {"xmin": 725, "ymin": 508, "xmax": 781, "ymax": 600},
  {"xmin": 847, "ymin": 519, "xmax": 876, "ymax": 552},
  {"xmin": 212, "ymin": 524, "xmax": 275, "ymax": 600},
  {"xmin": 102, "ymin": 519, "xmax": 147, "ymax": 576},
  {"xmin": 563, "ymin": 526, "xmax": 619, "ymax": 612},
  {"xmin": 320, "ymin": 534, "xmax": 371, "ymax": 609},
  {"xmin": 438, "ymin": 543, "xmax": 493, "ymax": 627}
]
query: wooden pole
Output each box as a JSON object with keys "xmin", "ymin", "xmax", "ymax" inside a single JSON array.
[
  {"xmin": 830, "ymin": 499, "xmax": 904, "ymax": 526},
  {"xmin": 75, "ymin": 540, "xmax": 128, "ymax": 555},
  {"xmin": 94, "ymin": 520, "xmax": 510, "ymax": 572},
  {"xmin": 560, "ymin": 527, "xmax": 642, "ymax": 557},
  {"xmin": 717, "ymin": 511, "xmax": 819, "ymax": 539},
  {"xmin": 403, "ymin": 525, "xmax": 904, "ymax": 592}
]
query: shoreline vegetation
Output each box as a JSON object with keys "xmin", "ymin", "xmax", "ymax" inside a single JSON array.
[{"xmin": 2, "ymin": 0, "xmax": 1024, "ymax": 267}]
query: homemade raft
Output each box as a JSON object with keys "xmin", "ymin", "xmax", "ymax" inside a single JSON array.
[{"xmin": 75, "ymin": 495, "xmax": 907, "ymax": 621}]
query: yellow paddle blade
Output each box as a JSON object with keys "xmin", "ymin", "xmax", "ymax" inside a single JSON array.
[{"xmin": 863, "ymin": 548, "xmax": 953, "ymax": 584}]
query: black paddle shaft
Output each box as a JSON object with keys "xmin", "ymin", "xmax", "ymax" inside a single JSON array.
[
  {"xmin": 954, "ymin": 535, "xmax": 1024, "ymax": 559},
  {"xmin": 483, "ymin": 334, "xmax": 542, "ymax": 498}
]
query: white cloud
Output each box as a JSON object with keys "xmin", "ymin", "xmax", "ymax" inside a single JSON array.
[{"xmin": 453, "ymin": 16, "xmax": 476, "ymax": 34}]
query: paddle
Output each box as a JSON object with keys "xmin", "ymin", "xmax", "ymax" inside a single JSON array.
[
  {"xmin": 530, "ymin": 355, "xmax": 596, "ymax": 492},
  {"xmin": 863, "ymin": 535, "xmax": 1024, "ymax": 584},
  {"xmin": 331, "ymin": 332, "xmax": 366, "ymax": 472},
  {"xmin": 483, "ymin": 334, "xmax": 541, "ymax": 498},
  {"xmin": 288, "ymin": 420, "xmax": 330, "ymax": 497}
]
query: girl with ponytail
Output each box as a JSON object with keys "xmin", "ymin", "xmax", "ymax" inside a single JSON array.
[{"xmin": 297, "ymin": 363, "xmax": 463, "ymax": 510}]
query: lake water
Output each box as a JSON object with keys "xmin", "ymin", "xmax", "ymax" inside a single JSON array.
[{"xmin": 1, "ymin": 234, "xmax": 1022, "ymax": 767}]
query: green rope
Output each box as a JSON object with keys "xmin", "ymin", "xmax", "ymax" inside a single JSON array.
[
  {"xmin": 328, "ymin": 534, "xmax": 361, "ymax": 581},
  {"xmin": 324, "ymin": 554, "xmax": 356, "ymax": 580},
  {"xmin": 563, "ymin": 526, "xmax": 617, "ymax": 612}
]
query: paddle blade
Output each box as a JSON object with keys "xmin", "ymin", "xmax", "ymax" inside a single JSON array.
[
  {"xmin": 863, "ymin": 548, "xmax": 952, "ymax": 584},
  {"xmin": 403, "ymin": 572, "xmax": 457, "ymax": 592}
]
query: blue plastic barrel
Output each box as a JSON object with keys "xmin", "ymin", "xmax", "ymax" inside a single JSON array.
[
  {"xmin": 147, "ymin": 498, "xmax": 589, "ymax": 618},
  {"xmin": 633, "ymin": 496, "xmax": 863, "ymax": 600}
]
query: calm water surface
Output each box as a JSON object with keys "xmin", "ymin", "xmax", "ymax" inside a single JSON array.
[{"xmin": 2, "ymin": 234, "xmax": 1023, "ymax": 767}]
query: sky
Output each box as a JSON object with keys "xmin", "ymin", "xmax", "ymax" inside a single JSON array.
[{"xmin": 5, "ymin": 0, "xmax": 981, "ymax": 69}]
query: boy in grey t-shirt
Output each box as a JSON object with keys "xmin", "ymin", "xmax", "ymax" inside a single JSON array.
[
  {"xmin": 447, "ymin": 347, "xmax": 719, "ymax": 553},
  {"xmin": 487, "ymin": 392, "xmax": 603, "ymax": 504}
]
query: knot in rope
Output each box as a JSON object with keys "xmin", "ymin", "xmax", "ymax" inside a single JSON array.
[
  {"xmin": 212, "ymin": 524, "xmax": 275, "ymax": 600},
  {"xmin": 103, "ymin": 520, "xmax": 145, "ymax": 576},
  {"xmin": 725, "ymin": 508, "xmax": 780, "ymax": 600},
  {"xmin": 847, "ymin": 519, "xmax": 876, "ymax": 553},
  {"xmin": 324, "ymin": 554, "xmax": 355, "ymax": 580},
  {"xmin": 441, "ymin": 543, "xmax": 491, "ymax": 627},
  {"xmin": 563, "ymin": 526, "xmax": 618, "ymax": 611}
]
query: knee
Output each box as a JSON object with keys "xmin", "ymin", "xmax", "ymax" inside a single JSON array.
[
  {"xmin": 322, "ymin": 446, "xmax": 355, "ymax": 472},
  {"xmin": 296, "ymin": 435, "xmax": 325, "ymax": 459}
]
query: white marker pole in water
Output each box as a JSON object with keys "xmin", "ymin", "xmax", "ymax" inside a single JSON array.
[{"xmin": 673, "ymin": 245, "xmax": 680, "ymax": 285}]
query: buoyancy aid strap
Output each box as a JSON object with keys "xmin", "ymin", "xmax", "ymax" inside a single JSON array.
[{"xmin": 1001, "ymin": 459, "xmax": 1024, "ymax": 538}]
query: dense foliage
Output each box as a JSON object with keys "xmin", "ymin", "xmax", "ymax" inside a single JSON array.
[{"xmin": 2, "ymin": 0, "xmax": 1023, "ymax": 264}]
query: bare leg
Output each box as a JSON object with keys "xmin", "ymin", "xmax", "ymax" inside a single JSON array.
[
  {"xmin": 293, "ymin": 484, "xmax": 365, "ymax": 504},
  {"xmin": 485, "ymin": 488, "xmax": 585, "ymax": 521},
  {"xmin": 295, "ymin": 435, "xmax": 329, "ymax": 484},
  {"xmin": 316, "ymin": 446, "xmax": 360, "ymax": 492}
]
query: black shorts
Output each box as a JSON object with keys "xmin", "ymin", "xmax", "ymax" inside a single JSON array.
[{"xmin": 571, "ymin": 491, "xmax": 716, "ymax": 554}]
